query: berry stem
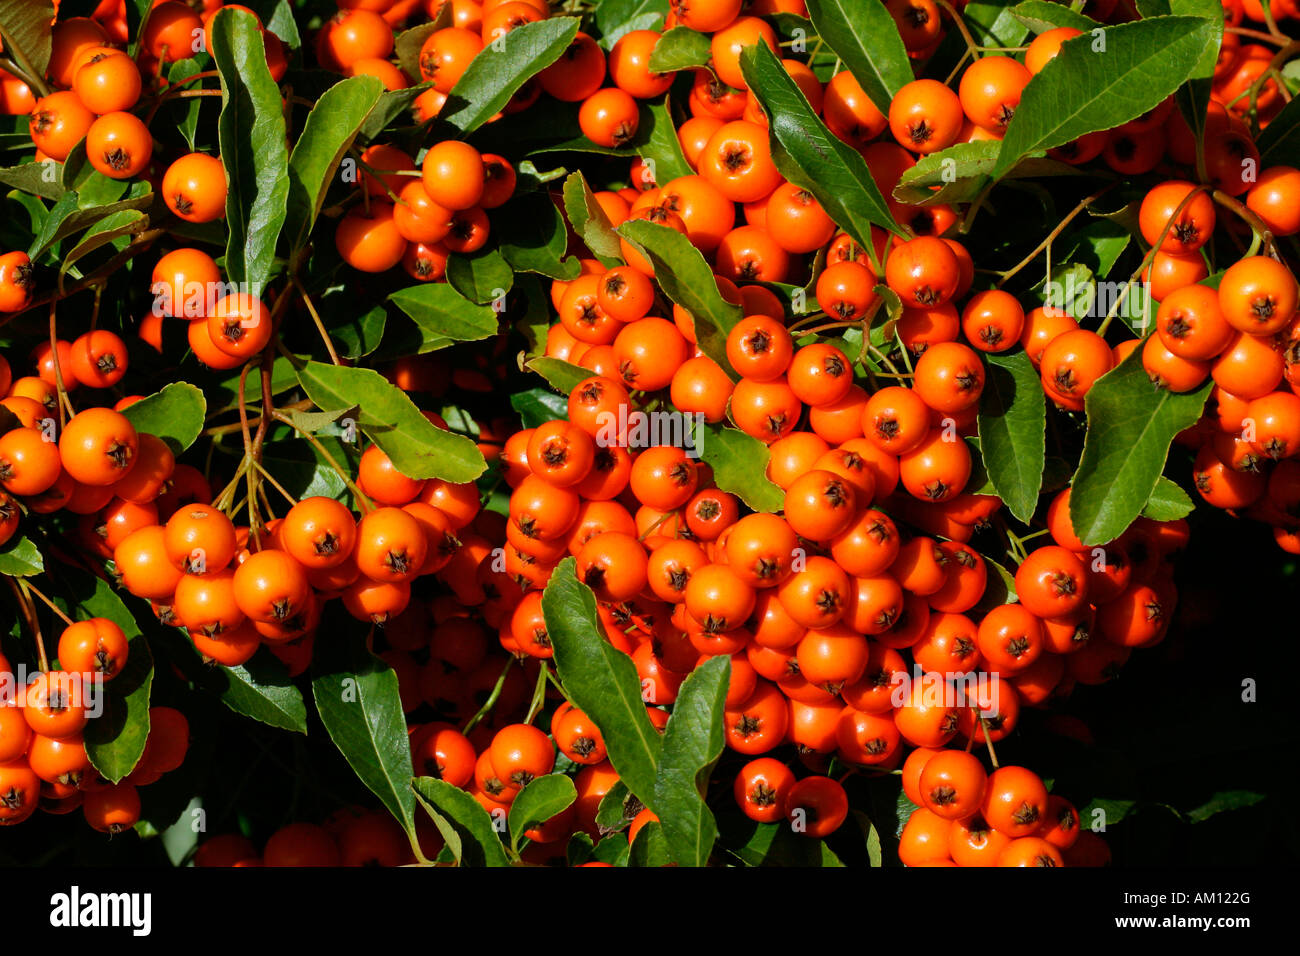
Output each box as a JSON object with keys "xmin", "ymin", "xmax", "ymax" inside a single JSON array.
[
  {"xmin": 978, "ymin": 716, "xmax": 1000, "ymax": 769},
  {"xmin": 272, "ymin": 410, "xmax": 374, "ymax": 514},
  {"xmin": 293, "ymin": 276, "xmax": 343, "ymax": 366},
  {"xmin": 19, "ymin": 579, "xmax": 74, "ymax": 627},
  {"xmin": 463, "ymin": 657, "xmax": 516, "ymax": 734},
  {"xmin": 9, "ymin": 578, "xmax": 50, "ymax": 672},
  {"xmin": 997, "ymin": 185, "xmax": 1115, "ymax": 287}
]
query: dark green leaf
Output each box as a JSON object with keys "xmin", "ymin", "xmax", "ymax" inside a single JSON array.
[
  {"xmin": 0, "ymin": 0, "xmax": 54, "ymax": 77},
  {"xmin": 358, "ymin": 84, "xmax": 432, "ymax": 141},
  {"xmin": 510, "ymin": 386, "xmax": 569, "ymax": 428},
  {"xmin": 387, "ymin": 282, "xmax": 499, "ymax": 351},
  {"xmin": 634, "ymin": 97, "xmax": 693, "ymax": 184},
  {"xmin": 562, "ymin": 170, "xmax": 623, "ymax": 262},
  {"xmin": 595, "ymin": 780, "xmax": 635, "ymax": 834},
  {"xmin": 412, "ymin": 776, "xmax": 510, "ymax": 866},
  {"xmin": 211, "ymin": 6, "xmax": 290, "ymax": 295},
  {"xmin": 525, "ymin": 357, "xmax": 591, "ymax": 395},
  {"xmin": 446, "ymin": 247, "xmax": 514, "ymax": 305},
  {"xmin": 654, "ymin": 656, "xmax": 729, "ymax": 867},
  {"xmin": 991, "ymin": 18, "xmax": 1221, "ymax": 181},
  {"xmin": 542, "ymin": 558, "xmax": 663, "ymax": 806},
  {"xmin": 496, "ymin": 191, "xmax": 579, "ymax": 280},
  {"xmin": 978, "ymin": 351, "xmax": 1047, "ymax": 524},
  {"xmin": 741, "ymin": 41, "xmax": 903, "ymax": 260},
  {"xmin": 285, "ymin": 75, "xmax": 384, "ymax": 253},
  {"xmin": 120, "ymin": 383, "xmax": 206, "ymax": 455},
  {"xmin": 84, "ymin": 636, "xmax": 154, "ymax": 783},
  {"xmin": 1069, "ymin": 346, "xmax": 1212, "ymax": 545},
  {"xmin": 1011, "ymin": 0, "xmax": 1101, "ymax": 32},
  {"xmin": 0, "ymin": 536, "xmax": 43, "ymax": 577},
  {"xmin": 618, "ymin": 219, "xmax": 743, "ymax": 376},
  {"xmin": 508, "ymin": 773, "xmax": 577, "ymax": 853},
  {"xmin": 1141, "ymin": 475, "xmax": 1195, "ymax": 520},
  {"xmin": 627, "ymin": 820, "xmax": 671, "ymax": 867},
  {"xmin": 1257, "ymin": 93, "xmax": 1300, "ymax": 168},
  {"xmin": 311, "ymin": 631, "xmax": 417, "ymax": 841},
  {"xmin": 297, "ymin": 361, "xmax": 487, "ymax": 482},
  {"xmin": 167, "ymin": 59, "xmax": 205, "ymax": 152},
  {"xmin": 697, "ymin": 423, "xmax": 784, "ymax": 513},
  {"xmin": 649, "ymin": 27, "xmax": 712, "ymax": 73},
  {"xmin": 805, "ymin": 0, "xmax": 912, "ymax": 114},
  {"xmin": 27, "ymin": 187, "xmax": 153, "ymax": 259},
  {"xmin": 205, "ymin": 649, "xmax": 308, "ymax": 734},
  {"xmin": 394, "ymin": 3, "xmax": 451, "ymax": 83},
  {"xmin": 594, "ymin": 0, "xmax": 668, "ymax": 49},
  {"xmin": 0, "ymin": 161, "xmax": 65, "ymax": 201},
  {"xmin": 441, "ymin": 17, "xmax": 581, "ymax": 134}
]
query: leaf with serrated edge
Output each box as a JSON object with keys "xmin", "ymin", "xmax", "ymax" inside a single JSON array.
[
  {"xmin": 805, "ymin": 0, "xmax": 912, "ymax": 114},
  {"xmin": 698, "ymin": 424, "xmax": 784, "ymax": 513},
  {"xmin": 991, "ymin": 18, "xmax": 1220, "ymax": 182},
  {"xmin": 121, "ymin": 383, "xmax": 207, "ymax": 455},
  {"xmin": 508, "ymin": 774, "xmax": 577, "ymax": 853},
  {"xmin": 413, "ymin": 777, "xmax": 510, "ymax": 866}
]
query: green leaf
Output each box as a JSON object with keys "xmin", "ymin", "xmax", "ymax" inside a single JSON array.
[
  {"xmin": 263, "ymin": 0, "xmax": 302, "ymax": 48},
  {"xmin": 311, "ymin": 631, "xmax": 417, "ymax": 842},
  {"xmin": 510, "ymin": 386, "xmax": 569, "ymax": 428},
  {"xmin": 805, "ymin": 0, "xmax": 912, "ymax": 114},
  {"xmin": 1141, "ymin": 475, "xmax": 1195, "ymax": 521},
  {"xmin": 0, "ymin": 536, "xmax": 43, "ymax": 577},
  {"xmin": 211, "ymin": 6, "xmax": 290, "ymax": 296},
  {"xmin": 562, "ymin": 170, "xmax": 623, "ymax": 262},
  {"xmin": 654, "ymin": 655, "xmax": 729, "ymax": 867},
  {"xmin": 741, "ymin": 41, "xmax": 903, "ymax": 260},
  {"xmin": 205, "ymin": 649, "xmax": 308, "ymax": 734},
  {"xmin": 1011, "ymin": 0, "xmax": 1101, "ymax": 32},
  {"xmin": 358, "ymin": 84, "xmax": 432, "ymax": 141},
  {"xmin": 441, "ymin": 17, "xmax": 581, "ymax": 134},
  {"xmin": 412, "ymin": 776, "xmax": 510, "ymax": 866},
  {"xmin": 387, "ymin": 282, "xmax": 499, "ymax": 351},
  {"xmin": 649, "ymin": 27, "xmax": 712, "ymax": 73},
  {"xmin": 594, "ymin": 0, "xmax": 668, "ymax": 48},
  {"xmin": 697, "ymin": 424, "xmax": 784, "ymax": 513},
  {"xmin": 634, "ymin": 97, "xmax": 693, "ymax": 184},
  {"xmin": 496, "ymin": 191, "xmax": 579, "ymax": 280},
  {"xmin": 617, "ymin": 219, "xmax": 743, "ymax": 377},
  {"xmin": 296, "ymin": 361, "xmax": 486, "ymax": 482},
  {"xmin": 508, "ymin": 773, "xmax": 578, "ymax": 854},
  {"xmin": 394, "ymin": 3, "xmax": 451, "ymax": 82},
  {"xmin": 595, "ymin": 780, "xmax": 635, "ymax": 834},
  {"xmin": 627, "ymin": 820, "xmax": 671, "ymax": 866},
  {"xmin": 84, "ymin": 636, "xmax": 154, "ymax": 784},
  {"xmin": 1185, "ymin": 789, "xmax": 1266, "ymax": 823},
  {"xmin": 446, "ymin": 247, "xmax": 514, "ymax": 306},
  {"xmin": 59, "ymin": 210, "xmax": 147, "ymax": 277},
  {"xmin": 0, "ymin": 161, "xmax": 65, "ymax": 201},
  {"xmin": 0, "ymin": 0, "xmax": 54, "ymax": 77},
  {"xmin": 167, "ymin": 59, "xmax": 205, "ymax": 152},
  {"xmin": 1257, "ymin": 94, "xmax": 1300, "ymax": 168},
  {"xmin": 526, "ymin": 356, "xmax": 591, "ymax": 395},
  {"xmin": 542, "ymin": 558, "xmax": 663, "ymax": 806},
  {"xmin": 285, "ymin": 75, "xmax": 384, "ymax": 253},
  {"xmin": 977, "ymin": 351, "xmax": 1047, "ymax": 524},
  {"xmin": 894, "ymin": 141, "xmax": 1002, "ymax": 206},
  {"xmin": 990, "ymin": 18, "xmax": 1221, "ymax": 182},
  {"xmin": 120, "ymin": 383, "xmax": 207, "ymax": 455},
  {"xmin": 27, "ymin": 187, "xmax": 153, "ymax": 259},
  {"xmin": 1069, "ymin": 346, "xmax": 1212, "ymax": 545},
  {"xmin": 971, "ymin": 555, "xmax": 1017, "ymax": 617}
]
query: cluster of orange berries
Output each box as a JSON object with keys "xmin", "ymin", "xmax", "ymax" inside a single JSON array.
[{"xmin": 1, "ymin": 631, "xmax": 190, "ymax": 832}]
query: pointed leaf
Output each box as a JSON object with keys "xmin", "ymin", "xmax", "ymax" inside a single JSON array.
[
  {"xmin": 0, "ymin": 537, "xmax": 43, "ymax": 577},
  {"xmin": 542, "ymin": 558, "xmax": 663, "ymax": 806},
  {"xmin": 285, "ymin": 75, "xmax": 384, "ymax": 252},
  {"xmin": 84, "ymin": 636, "xmax": 154, "ymax": 784},
  {"xmin": 1141, "ymin": 475, "xmax": 1195, "ymax": 521},
  {"xmin": 562, "ymin": 170, "xmax": 623, "ymax": 262},
  {"xmin": 649, "ymin": 27, "xmax": 712, "ymax": 73},
  {"xmin": 805, "ymin": 0, "xmax": 912, "ymax": 114},
  {"xmin": 991, "ymin": 18, "xmax": 1221, "ymax": 182},
  {"xmin": 441, "ymin": 17, "xmax": 581, "ymax": 134},
  {"xmin": 413, "ymin": 776, "xmax": 510, "ymax": 866},
  {"xmin": 654, "ymin": 655, "xmax": 729, "ymax": 867},
  {"xmin": 387, "ymin": 282, "xmax": 500, "ymax": 351},
  {"xmin": 312, "ymin": 631, "xmax": 417, "ymax": 841},
  {"xmin": 211, "ymin": 6, "xmax": 290, "ymax": 295},
  {"xmin": 296, "ymin": 361, "xmax": 486, "ymax": 482},
  {"xmin": 977, "ymin": 351, "xmax": 1047, "ymax": 523},
  {"xmin": 1069, "ymin": 346, "xmax": 1212, "ymax": 545},
  {"xmin": 741, "ymin": 41, "xmax": 904, "ymax": 256},
  {"xmin": 206, "ymin": 649, "xmax": 308, "ymax": 734}
]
